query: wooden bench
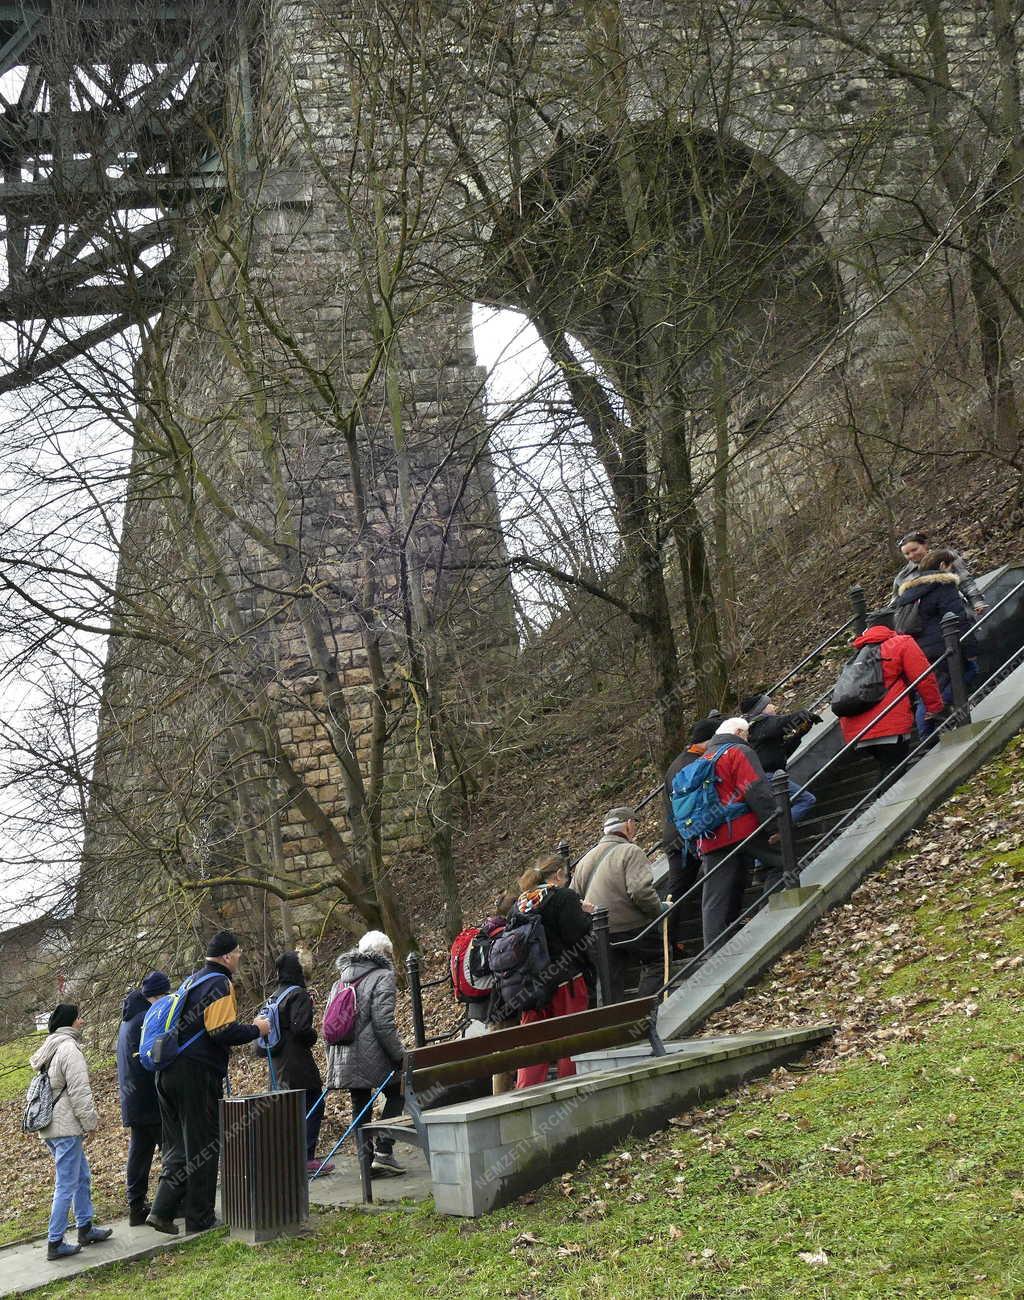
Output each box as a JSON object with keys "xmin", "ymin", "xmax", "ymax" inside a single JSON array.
[{"xmin": 357, "ymin": 995, "xmax": 664, "ymax": 1201}]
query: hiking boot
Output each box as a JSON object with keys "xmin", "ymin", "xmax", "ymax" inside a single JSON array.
[
  {"xmin": 47, "ymin": 1238, "xmax": 82, "ymax": 1261},
  {"xmin": 370, "ymin": 1151, "xmax": 405, "ymax": 1177},
  {"xmin": 185, "ymin": 1217, "xmax": 223, "ymax": 1234},
  {"xmin": 128, "ymin": 1201, "xmax": 151, "ymax": 1227},
  {"xmin": 145, "ymin": 1213, "xmax": 179, "ymax": 1236},
  {"xmin": 78, "ymin": 1222, "xmax": 113, "ymax": 1246}
]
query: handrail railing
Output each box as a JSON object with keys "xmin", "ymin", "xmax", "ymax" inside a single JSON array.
[
  {"xmin": 598, "ymin": 588, "xmax": 866, "ymax": 833},
  {"xmin": 649, "ymin": 571, "xmax": 1024, "ymax": 1003}
]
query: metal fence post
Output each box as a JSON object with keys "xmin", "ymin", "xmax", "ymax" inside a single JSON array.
[
  {"xmin": 770, "ymin": 769, "xmax": 800, "ymax": 890},
  {"xmin": 591, "ymin": 906, "xmax": 614, "ymax": 1006},
  {"xmin": 941, "ymin": 611, "xmax": 971, "ymax": 727},
  {"xmin": 406, "ymin": 951, "xmax": 427, "ymax": 1047},
  {"xmin": 849, "ymin": 583, "xmax": 868, "ymax": 635}
]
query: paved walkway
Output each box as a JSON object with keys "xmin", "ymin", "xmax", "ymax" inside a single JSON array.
[{"xmin": 0, "ymin": 1150, "xmax": 431, "ymax": 1298}]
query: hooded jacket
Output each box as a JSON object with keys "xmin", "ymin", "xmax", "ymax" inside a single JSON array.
[
  {"xmin": 894, "ymin": 571, "xmax": 972, "ymax": 664},
  {"xmin": 28, "ymin": 1026, "xmax": 98, "ymax": 1139},
  {"xmin": 837, "ymin": 625, "xmax": 944, "ymax": 745},
  {"xmin": 571, "ymin": 833, "xmax": 662, "ymax": 933},
  {"xmin": 696, "ymin": 732, "xmax": 778, "ymax": 854},
  {"xmin": 266, "ymin": 952, "xmax": 322, "ymax": 1094},
  {"xmin": 892, "ymin": 548, "xmax": 983, "ymax": 608},
  {"xmin": 116, "ymin": 988, "xmax": 160, "ymax": 1127},
  {"xmin": 325, "ymin": 951, "xmax": 404, "ymax": 1091}
]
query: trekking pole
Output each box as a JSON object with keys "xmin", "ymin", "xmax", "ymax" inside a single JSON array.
[
  {"xmin": 308, "ymin": 1070, "xmax": 396, "ymax": 1180},
  {"xmin": 306, "ymin": 1086, "xmax": 329, "ymax": 1120},
  {"xmin": 661, "ymin": 897, "xmax": 672, "ymax": 1004}
]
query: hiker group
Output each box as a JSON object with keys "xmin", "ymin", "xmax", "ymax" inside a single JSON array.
[
  {"xmin": 447, "ymin": 529, "xmax": 991, "ymax": 1062},
  {"xmin": 26, "ymin": 927, "xmax": 409, "ymax": 1262},
  {"xmin": 22, "ymin": 528, "xmax": 993, "ymax": 1257}
]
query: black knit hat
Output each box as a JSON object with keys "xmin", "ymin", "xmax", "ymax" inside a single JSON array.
[
  {"xmin": 276, "ymin": 951, "xmax": 306, "ymax": 986},
  {"xmin": 48, "ymin": 1003, "xmax": 78, "ymax": 1034},
  {"xmin": 866, "ymin": 608, "xmax": 896, "ymax": 629},
  {"xmin": 690, "ymin": 717, "xmax": 720, "ymax": 744},
  {"xmin": 207, "ymin": 929, "xmax": 240, "ymax": 958}
]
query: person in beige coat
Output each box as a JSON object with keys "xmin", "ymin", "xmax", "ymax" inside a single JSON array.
[
  {"xmin": 29, "ymin": 1004, "xmax": 113, "ymax": 1261},
  {"xmin": 571, "ymin": 806, "xmax": 666, "ymax": 1001}
]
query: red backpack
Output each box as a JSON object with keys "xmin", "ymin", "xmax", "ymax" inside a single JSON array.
[{"xmin": 449, "ymin": 918, "xmax": 505, "ymax": 1003}]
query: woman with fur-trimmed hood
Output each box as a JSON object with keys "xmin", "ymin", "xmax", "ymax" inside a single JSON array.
[
  {"xmin": 893, "ymin": 548, "xmax": 973, "ymax": 665},
  {"xmin": 325, "ymin": 931, "xmax": 406, "ymax": 1177}
]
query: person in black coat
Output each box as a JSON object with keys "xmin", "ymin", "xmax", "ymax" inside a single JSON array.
[
  {"xmin": 894, "ymin": 548, "xmax": 974, "ymax": 731},
  {"xmin": 115, "ymin": 970, "xmax": 170, "ymax": 1224},
  {"xmin": 268, "ymin": 951, "xmax": 328, "ymax": 1172}
]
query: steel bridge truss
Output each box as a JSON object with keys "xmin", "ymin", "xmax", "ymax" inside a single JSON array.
[{"xmin": 0, "ymin": 1, "xmax": 245, "ymax": 395}]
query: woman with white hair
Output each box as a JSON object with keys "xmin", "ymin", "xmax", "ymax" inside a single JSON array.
[{"xmin": 325, "ymin": 930, "xmax": 406, "ymax": 1177}]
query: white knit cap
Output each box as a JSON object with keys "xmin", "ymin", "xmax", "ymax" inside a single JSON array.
[
  {"xmin": 357, "ymin": 929, "xmax": 394, "ymax": 957},
  {"xmin": 717, "ymin": 716, "xmax": 749, "ymax": 737}
]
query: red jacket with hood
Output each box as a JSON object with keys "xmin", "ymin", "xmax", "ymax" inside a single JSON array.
[{"xmin": 837, "ymin": 625, "xmax": 944, "ymax": 744}]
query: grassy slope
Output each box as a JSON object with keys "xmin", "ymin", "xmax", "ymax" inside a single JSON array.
[{"xmin": 31, "ymin": 736, "xmax": 1024, "ymax": 1299}]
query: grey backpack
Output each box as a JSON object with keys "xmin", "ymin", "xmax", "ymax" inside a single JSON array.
[{"xmin": 22, "ymin": 1067, "xmax": 64, "ymax": 1133}]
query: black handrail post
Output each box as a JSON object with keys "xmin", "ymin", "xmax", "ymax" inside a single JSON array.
[
  {"xmin": 770, "ymin": 769, "xmax": 800, "ymax": 890},
  {"xmin": 941, "ymin": 611, "xmax": 971, "ymax": 727},
  {"xmin": 407, "ymin": 952, "xmax": 427, "ymax": 1047},
  {"xmin": 849, "ymin": 583, "xmax": 868, "ymax": 636},
  {"xmin": 591, "ymin": 906, "xmax": 614, "ymax": 1006}
]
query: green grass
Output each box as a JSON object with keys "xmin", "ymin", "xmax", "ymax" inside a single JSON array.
[{"xmin": 0, "ymin": 1033, "xmax": 44, "ymax": 1102}]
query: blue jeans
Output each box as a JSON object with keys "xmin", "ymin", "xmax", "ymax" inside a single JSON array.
[
  {"xmin": 45, "ymin": 1136, "xmax": 94, "ymax": 1241},
  {"xmin": 788, "ymin": 780, "xmax": 816, "ymax": 824}
]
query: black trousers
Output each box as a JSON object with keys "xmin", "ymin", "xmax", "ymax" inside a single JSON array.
[
  {"xmin": 126, "ymin": 1122, "xmax": 161, "ymax": 1207},
  {"xmin": 151, "ymin": 1059, "xmax": 222, "ymax": 1231},
  {"xmin": 607, "ymin": 926, "xmax": 664, "ymax": 1003},
  {"xmin": 862, "ymin": 738, "xmax": 911, "ymax": 794},
  {"xmin": 350, "ymin": 1079, "xmax": 403, "ymax": 1155},
  {"xmin": 700, "ymin": 842, "xmax": 784, "ymax": 953},
  {"xmin": 665, "ymin": 846, "xmax": 702, "ymax": 947},
  {"xmin": 306, "ymin": 1087, "xmax": 325, "ymax": 1160}
]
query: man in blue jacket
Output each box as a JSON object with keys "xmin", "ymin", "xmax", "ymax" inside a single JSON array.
[
  {"xmin": 146, "ymin": 931, "xmax": 269, "ymax": 1236},
  {"xmin": 116, "ymin": 970, "xmax": 170, "ymax": 1224}
]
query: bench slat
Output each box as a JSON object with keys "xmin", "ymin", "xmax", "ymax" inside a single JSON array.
[
  {"xmin": 411, "ymin": 996, "xmax": 657, "ymax": 1071},
  {"xmin": 409, "ymin": 997, "xmax": 659, "ymax": 1094}
]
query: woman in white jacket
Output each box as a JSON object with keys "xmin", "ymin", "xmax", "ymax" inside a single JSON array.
[{"xmin": 29, "ymin": 1004, "xmax": 113, "ymax": 1261}]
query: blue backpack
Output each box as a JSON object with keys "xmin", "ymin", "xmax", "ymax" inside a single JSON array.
[
  {"xmin": 138, "ymin": 971, "xmax": 221, "ymax": 1072},
  {"xmin": 671, "ymin": 743, "xmax": 749, "ymax": 845},
  {"xmin": 252, "ymin": 985, "xmax": 300, "ymax": 1056}
]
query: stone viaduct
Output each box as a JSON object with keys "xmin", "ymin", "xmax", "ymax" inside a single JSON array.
[{"xmin": 0, "ymin": 2, "xmax": 1010, "ymax": 949}]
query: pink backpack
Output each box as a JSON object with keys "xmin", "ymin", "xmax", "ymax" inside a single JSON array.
[{"xmin": 323, "ymin": 974, "xmax": 368, "ymax": 1046}]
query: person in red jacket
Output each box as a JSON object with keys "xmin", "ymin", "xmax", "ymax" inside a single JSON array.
[
  {"xmin": 696, "ymin": 718, "xmax": 785, "ymax": 952},
  {"xmin": 838, "ymin": 609, "xmax": 945, "ymax": 787}
]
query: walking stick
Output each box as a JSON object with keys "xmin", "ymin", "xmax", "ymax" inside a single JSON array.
[
  {"xmin": 662, "ymin": 895, "xmax": 673, "ymax": 995},
  {"xmin": 309, "ymin": 1070, "xmax": 396, "ymax": 1180}
]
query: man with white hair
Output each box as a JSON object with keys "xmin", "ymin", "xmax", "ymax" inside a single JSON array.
[
  {"xmin": 325, "ymin": 930, "xmax": 406, "ymax": 1177},
  {"xmin": 572, "ymin": 805, "xmax": 665, "ymax": 1000},
  {"xmin": 695, "ymin": 717, "xmax": 784, "ymax": 952}
]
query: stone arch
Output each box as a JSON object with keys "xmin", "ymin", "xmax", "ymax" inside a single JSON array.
[{"xmin": 478, "ymin": 123, "xmax": 844, "ymax": 430}]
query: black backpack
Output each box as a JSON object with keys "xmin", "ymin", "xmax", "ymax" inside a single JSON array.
[
  {"xmin": 893, "ymin": 601, "xmax": 922, "ymax": 636},
  {"xmin": 831, "ymin": 643, "xmax": 887, "ymax": 717},
  {"xmin": 487, "ymin": 910, "xmax": 552, "ymax": 1017}
]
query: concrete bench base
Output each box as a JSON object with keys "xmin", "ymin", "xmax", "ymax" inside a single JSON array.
[{"xmin": 421, "ymin": 1024, "xmax": 831, "ymax": 1216}]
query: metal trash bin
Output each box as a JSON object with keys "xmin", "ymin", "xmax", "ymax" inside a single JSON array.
[{"xmin": 220, "ymin": 1088, "xmax": 309, "ymax": 1243}]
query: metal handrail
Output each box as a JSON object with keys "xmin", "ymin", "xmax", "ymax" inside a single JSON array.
[
  {"xmin": 598, "ymin": 604, "xmax": 864, "ymax": 829},
  {"xmin": 651, "ymin": 571, "xmax": 1024, "ymax": 999}
]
